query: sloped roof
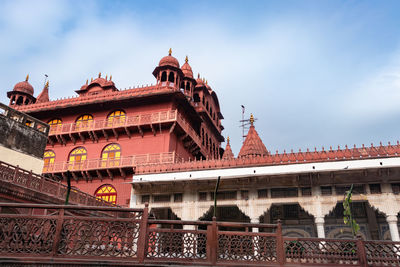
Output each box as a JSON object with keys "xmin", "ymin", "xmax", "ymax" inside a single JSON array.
[
  {"xmin": 238, "ymin": 115, "xmax": 268, "ymax": 158},
  {"xmin": 222, "ymin": 137, "xmax": 234, "ymax": 159}
]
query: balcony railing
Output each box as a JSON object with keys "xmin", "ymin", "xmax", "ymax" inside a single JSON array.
[
  {"xmin": 43, "ymin": 152, "xmax": 177, "ymax": 173},
  {"xmin": 49, "ymin": 110, "xmax": 178, "ymax": 135},
  {"xmin": 1, "ymin": 202, "xmax": 396, "ymax": 266},
  {"xmin": 0, "ymin": 161, "xmax": 114, "ymax": 206}
]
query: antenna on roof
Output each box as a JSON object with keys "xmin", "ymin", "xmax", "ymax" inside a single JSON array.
[
  {"xmin": 43, "ymin": 74, "xmax": 48, "ymax": 88},
  {"xmin": 239, "ymin": 105, "xmax": 257, "ymax": 144}
]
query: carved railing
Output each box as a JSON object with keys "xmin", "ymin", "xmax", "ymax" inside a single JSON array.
[
  {"xmin": 0, "ymin": 161, "xmax": 114, "ymax": 206},
  {"xmin": 1, "ymin": 202, "xmax": 400, "ymax": 266},
  {"xmin": 49, "ymin": 110, "xmax": 177, "ymax": 135},
  {"xmin": 42, "ymin": 152, "xmax": 177, "ymax": 173}
]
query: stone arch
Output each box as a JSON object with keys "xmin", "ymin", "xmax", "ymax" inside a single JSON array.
[
  {"xmin": 160, "ymin": 71, "xmax": 167, "ymax": 82},
  {"xmin": 325, "ymin": 201, "xmax": 387, "ymax": 240},
  {"xmin": 283, "ymin": 228, "xmax": 312, "ymax": 238},
  {"xmin": 260, "ymin": 203, "xmax": 316, "ymax": 237},
  {"xmin": 198, "ymin": 205, "xmax": 250, "ymax": 223}
]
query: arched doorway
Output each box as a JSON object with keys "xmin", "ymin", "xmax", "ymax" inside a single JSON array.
[
  {"xmin": 260, "ymin": 203, "xmax": 315, "ymax": 237},
  {"xmin": 325, "ymin": 201, "xmax": 387, "ymax": 240},
  {"xmin": 199, "ymin": 205, "xmax": 250, "ymax": 231}
]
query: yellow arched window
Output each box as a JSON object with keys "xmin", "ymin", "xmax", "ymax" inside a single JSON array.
[
  {"xmin": 107, "ymin": 110, "xmax": 126, "ymax": 127},
  {"xmin": 95, "ymin": 184, "xmax": 117, "ymax": 204},
  {"xmin": 68, "ymin": 147, "xmax": 87, "ymax": 170},
  {"xmin": 48, "ymin": 118, "xmax": 62, "ymax": 133},
  {"xmin": 75, "ymin": 114, "xmax": 93, "ymax": 130},
  {"xmin": 43, "ymin": 150, "xmax": 55, "ymax": 172},
  {"xmin": 101, "ymin": 143, "xmax": 121, "ymax": 167}
]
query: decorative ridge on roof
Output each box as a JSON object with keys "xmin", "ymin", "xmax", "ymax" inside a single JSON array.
[
  {"xmin": 135, "ymin": 141, "xmax": 400, "ymax": 175},
  {"xmin": 14, "ymin": 83, "xmax": 171, "ymax": 112},
  {"xmin": 222, "ymin": 136, "xmax": 234, "ymax": 159},
  {"xmin": 238, "ymin": 114, "xmax": 268, "ymax": 158}
]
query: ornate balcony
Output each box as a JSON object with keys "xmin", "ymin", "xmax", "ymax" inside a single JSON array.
[{"xmin": 43, "ymin": 152, "xmax": 178, "ymax": 180}]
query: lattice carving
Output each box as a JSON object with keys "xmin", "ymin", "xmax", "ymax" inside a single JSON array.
[
  {"xmin": 58, "ymin": 219, "xmax": 140, "ymax": 257},
  {"xmin": 218, "ymin": 234, "xmax": 277, "ymax": 262},
  {"xmin": 365, "ymin": 241, "xmax": 400, "ymax": 266},
  {"xmin": 147, "ymin": 231, "xmax": 207, "ymax": 259},
  {"xmin": 284, "ymin": 239, "xmax": 358, "ymax": 265},
  {"xmin": 0, "ymin": 217, "xmax": 57, "ymax": 254}
]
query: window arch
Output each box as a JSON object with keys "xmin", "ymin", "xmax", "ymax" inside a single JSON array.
[
  {"xmin": 168, "ymin": 72, "xmax": 175, "ymax": 83},
  {"xmin": 43, "ymin": 150, "xmax": 55, "ymax": 172},
  {"xmin": 48, "ymin": 118, "xmax": 62, "ymax": 132},
  {"xmin": 68, "ymin": 147, "xmax": 87, "ymax": 170},
  {"xmin": 161, "ymin": 71, "xmax": 167, "ymax": 82},
  {"xmin": 107, "ymin": 110, "xmax": 126, "ymax": 127},
  {"xmin": 75, "ymin": 114, "xmax": 93, "ymax": 130},
  {"xmin": 95, "ymin": 184, "xmax": 117, "ymax": 204},
  {"xmin": 101, "ymin": 143, "xmax": 121, "ymax": 167}
]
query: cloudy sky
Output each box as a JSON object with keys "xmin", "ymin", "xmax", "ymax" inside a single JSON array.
[{"xmin": 1, "ymin": 0, "xmax": 400, "ymax": 155}]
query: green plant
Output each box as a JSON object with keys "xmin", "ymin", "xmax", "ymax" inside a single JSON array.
[{"xmin": 343, "ymin": 184, "xmax": 360, "ymax": 238}]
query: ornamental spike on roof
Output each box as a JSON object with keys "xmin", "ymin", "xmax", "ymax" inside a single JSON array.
[
  {"xmin": 222, "ymin": 136, "xmax": 234, "ymax": 159},
  {"xmin": 238, "ymin": 115, "xmax": 268, "ymax": 158}
]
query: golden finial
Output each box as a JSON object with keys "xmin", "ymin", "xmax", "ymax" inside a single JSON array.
[
  {"xmin": 91, "ymin": 77, "xmax": 93, "ymax": 82},
  {"xmin": 185, "ymin": 55, "xmax": 188, "ymax": 63},
  {"xmin": 227, "ymin": 136, "xmax": 230, "ymax": 144},
  {"xmin": 25, "ymin": 74, "xmax": 29, "ymax": 81},
  {"xmin": 168, "ymin": 48, "xmax": 172, "ymax": 56},
  {"xmin": 45, "ymin": 81, "xmax": 49, "ymax": 88},
  {"xmin": 98, "ymin": 72, "xmax": 101, "ymax": 78},
  {"xmin": 198, "ymin": 73, "xmax": 200, "ymax": 78},
  {"xmin": 86, "ymin": 79, "xmax": 88, "ymax": 85},
  {"xmin": 105, "ymin": 75, "xmax": 108, "ymax": 80},
  {"xmin": 110, "ymin": 75, "xmax": 112, "ymax": 81},
  {"xmin": 250, "ymin": 113, "xmax": 254, "ymax": 125},
  {"xmin": 206, "ymin": 80, "xmax": 208, "ymax": 85}
]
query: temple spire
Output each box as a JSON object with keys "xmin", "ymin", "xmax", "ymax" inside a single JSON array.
[
  {"xmin": 25, "ymin": 74, "xmax": 29, "ymax": 82},
  {"xmin": 169, "ymin": 48, "xmax": 172, "ymax": 56},
  {"xmin": 238, "ymin": 114, "xmax": 268, "ymax": 157},
  {"xmin": 222, "ymin": 136, "xmax": 235, "ymax": 159},
  {"xmin": 36, "ymin": 81, "xmax": 50, "ymax": 103}
]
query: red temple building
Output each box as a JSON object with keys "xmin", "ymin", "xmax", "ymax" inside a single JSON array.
[{"xmin": 8, "ymin": 49, "xmax": 224, "ymax": 207}]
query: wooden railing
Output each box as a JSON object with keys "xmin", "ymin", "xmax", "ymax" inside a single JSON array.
[
  {"xmin": 43, "ymin": 152, "xmax": 177, "ymax": 173},
  {"xmin": 49, "ymin": 110, "xmax": 177, "ymax": 135},
  {"xmin": 1, "ymin": 202, "xmax": 398, "ymax": 266},
  {"xmin": 0, "ymin": 161, "xmax": 114, "ymax": 207}
]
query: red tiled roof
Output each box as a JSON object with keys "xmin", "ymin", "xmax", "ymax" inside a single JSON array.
[
  {"xmin": 238, "ymin": 125, "xmax": 268, "ymax": 158},
  {"xmin": 222, "ymin": 138, "xmax": 234, "ymax": 159},
  {"xmin": 135, "ymin": 141, "xmax": 400, "ymax": 175}
]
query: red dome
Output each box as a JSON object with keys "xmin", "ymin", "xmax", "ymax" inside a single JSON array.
[
  {"xmin": 159, "ymin": 55, "xmax": 180, "ymax": 68},
  {"xmin": 181, "ymin": 62, "xmax": 193, "ymax": 78},
  {"xmin": 13, "ymin": 81, "xmax": 34, "ymax": 95}
]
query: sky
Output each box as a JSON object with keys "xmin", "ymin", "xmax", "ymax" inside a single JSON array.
[{"xmin": 1, "ymin": 0, "xmax": 400, "ymax": 155}]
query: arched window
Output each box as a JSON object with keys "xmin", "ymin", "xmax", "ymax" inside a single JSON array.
[
  {"xmin": 161, "ymin": 71, "xmax": 167, "ymax": 82},
  {"xmin": 75, "ymin": 114, "xmax": 93, "ymax": 130},
  {"xmin": 95, "ymin": 184, "xmax": 117, "ymax": 204},
  {"xmin": 48, "ymin": 118, "xmax": 62, "ymax": 132},
  {"xmin": 101, "ymin": 143, "xmax": 121, "ymax": 167},
  {"xmin": 68, "ymin": 147, "xmax": 87, "ymax": 170},
  {"xmin": 43, "ymin": 150, "xmax": 55, "ymax": 172},
  {"xmin": 107, "ymin": 110, "xmax": 126, "ymax": 127},
  {"xmin": 168, "ymin": 72, "xmax": 175, "ymax": 83}
]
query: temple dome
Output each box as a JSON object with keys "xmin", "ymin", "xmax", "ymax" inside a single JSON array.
[
  {"xmin": 159, "ymin": 48, "xmax": 180, "ymax": 68},
  {"xmin": 181, "ymin": 56, "xmax": 193, "ymax": 78},
  {"xmin": 13, "ymin": 75, "xmax": 34, "ymax": 95}
]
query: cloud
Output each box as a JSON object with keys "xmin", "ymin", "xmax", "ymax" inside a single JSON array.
[{"xmin": 1, "ymin": 0, "xmax": 400, "ymax": 155}]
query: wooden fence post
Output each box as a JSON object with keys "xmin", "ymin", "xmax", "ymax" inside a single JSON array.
[
  {"xmin": 137, "ymin": 203, "xmax": 149, "ymax": 263},
  {"xmin": 206, "ymin": 217, "xmax": 218, "ymax": 265},
  {"xmin": 356, "ymin": 236, "xmax": 368, "ymax": 267},
  {"xmin": 276, "ymin": 219, "xmax": 285, "ymax": 266},
  {"xmin": 52, "ymin": 208, "xmax": 65, "ymax": 257}
]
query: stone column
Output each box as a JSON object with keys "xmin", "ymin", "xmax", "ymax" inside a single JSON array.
[
  {"xmin": 387, "ymin": 215, "xmax": 400, "ymax": 241},
  {"xmin": 251, "ymin": 217, "xmax": 260, "ymax": 233},
  {"xmin": 315, "ymin": 217, "xmax": 325, "ymax": 238}
]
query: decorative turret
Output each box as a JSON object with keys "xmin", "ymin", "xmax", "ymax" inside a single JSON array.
[
  {"xmin": 180, "ymin": 56, "xmax": 196, "ymax": 99},
  {"xmin": 75, "ymin": 73, "xmax": 117, "ymax": 96},
  {"xmin": 36, "ymin": 81, "xmax": 50, "ymax": 103},
  {"xmin": 7, "ymin": 75, "xmax": 36, "ymax": 106},
  {"xmin": 238, "ymin": 114, "xmax": 268, "ymax": 157},
  {"xmin": 152, "ymin": 48, "xmax": 184, "ymax": 90},
  {"xmin": 222, "ymin": 136, "xmax": 234, "ymax": 159}
]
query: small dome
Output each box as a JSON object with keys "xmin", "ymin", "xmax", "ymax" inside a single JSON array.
[
  {"xmin": 13, "ymin": 75, "xmax": 34, "ymax": 95},
  {"xmin": 181, "ymin": 56, "xmax": 193, "ymax": 78},
  {"xmin": 159, "ymin": 48, "xmax": 180, "ymax": 68},
  {"xmin": 195, "ymin": 75, "xmax": 205, "ymax": 87}
]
